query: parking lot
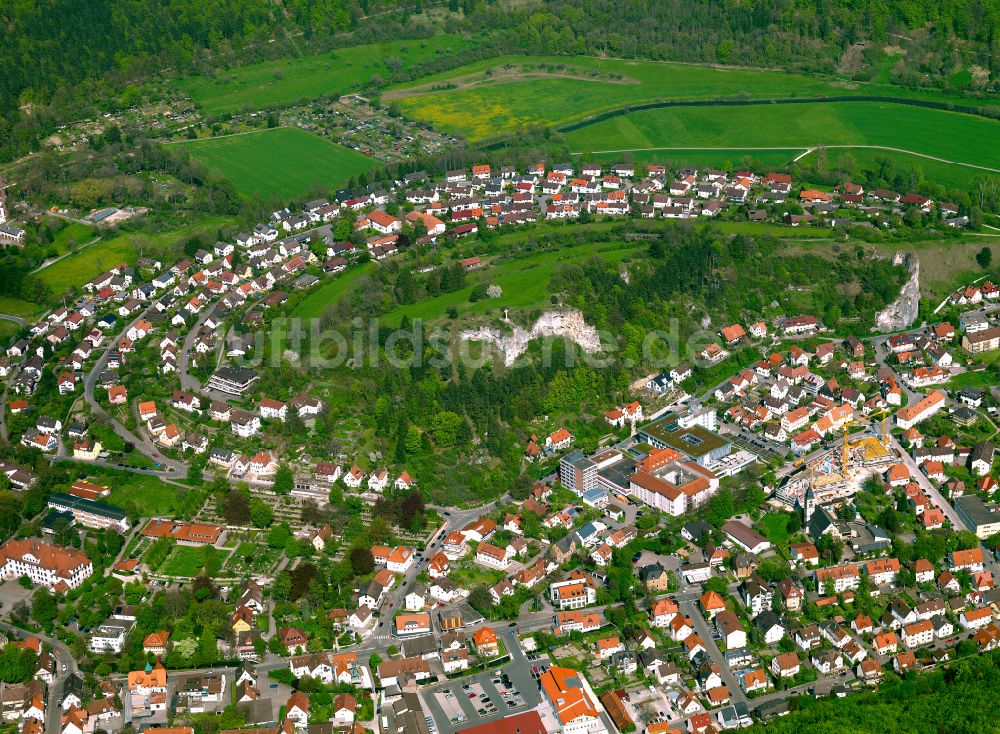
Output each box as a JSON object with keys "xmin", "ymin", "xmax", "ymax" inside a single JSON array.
[
  {"xmin": 426, "ymin": 674, "xmax": 527, "ymax": 734},
  {"xmin": 421, "ymin": 633, "xmax": 545, "ymax": 734},
  {"xmin": 623, "ymin": 686, "xmax": 676, "ymax": 729}
]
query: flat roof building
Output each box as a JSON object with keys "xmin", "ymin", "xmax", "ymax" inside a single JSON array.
[
  {"xmin": 46, "ymin": 493, "xmax": 130, "ymax": 533},
  {"xmin": 956, "ymin": 495, "xmax": 1000, "ymax": 539}
]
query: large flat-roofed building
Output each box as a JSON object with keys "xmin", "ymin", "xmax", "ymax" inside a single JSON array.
[
  {"xmin": 955, "ymin": 495, "xmax": 1000, "ymax": 539},
  {"xmin": 207, "ymin": 366, "xmax": 259, "ymax": 396},
  {"xmin": 638, "ymin": 414, "xmax": 732, "ymax": 467},
  {"xmin": 46, "ymin": 493, "xmax": 130, "ymax": 533},
  {"xmin": 560, "ymin": 449, "xmax": 621, "ymax": 494}
]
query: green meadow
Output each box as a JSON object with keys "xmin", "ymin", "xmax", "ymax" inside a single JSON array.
[
  {"xmin": 291, "ymin": 261, "xmax": 376, "ymax": 318},
  {"xmin": 588, "ymin": 148, "xmax": 801, "ymax": 172},
  {"xmin": 38, "ymin": 217, "xmax": 228, "ymax": 297},
  {"xmin": 381, "ymin": 241, "xmax": 640, "ymax": 325},
  {"xmin": 177, "ymin": 127, "xmax": 376, "ymax": 201},
  {"xmin": 564, "ymin": 102, "xmax": 1000, "ymax": 171},
  {"xmin": 391, "ymin": 54, "xmax": 1000, "ymax": 141},
  {"xmin": 0, "ymin": 296, "xmax": 42, "ymax": 319}
]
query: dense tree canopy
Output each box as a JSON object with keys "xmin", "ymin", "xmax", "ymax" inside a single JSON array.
[
  {"xmin": 3, "ymin": 0, "xmax": 1000, "ymax": 161},
  {"xmin": 746, "ymin": 650, "xmax": 1000, "ymax": 733}
]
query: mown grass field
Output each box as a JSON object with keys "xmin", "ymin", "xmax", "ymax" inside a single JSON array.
[
  {"xmin": 291, "ymin": 261, "xmax": 375, "ymax": 318},
  {"xmin": 177, "ymin": 34, "xmax": 467, "ymax": 115},
  {"xmin": 45, "ymin": 221, "xmax": 99, "ymax": 254},
  {"xmin": 381, "ymin": 241, "xmax": 641, "ymax": 325},
  {"xmin": 38, "ymin": 216, "xmax": 228, "ymax": 297},
  {"xmin": 0, "ymin": 321, "xmax": 18, "ymax": 344},
  {"xmin": 0, "ymin": 296, "xmax": 41, "ymax": 318},
  {"xmin": 564, "ymin": 102, "xmax": 1000, "ymax": 171},
  {"xmin": 107, "ymin": 475, "xmax": 189, "ymax": 516},
  {"xmin": 177, "ymin": 127, "xmax": 376, "ymax": 200},
  {"xmin": 390, "ymin": 54, "xmax": 1000, "ymax": 141}
]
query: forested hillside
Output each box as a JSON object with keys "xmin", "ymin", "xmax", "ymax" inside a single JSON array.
[
  {"xmin": 0, "ymin": 0, "xmax": 370, "ymax": 159},
  {"xmin": 3, "ymin": 0, "xmax": 1000, "ymax": 162},
  {"xmin": 466, "ymin": 0, "xmax": 1000, "ymax": 86},
  {"xmin": 746, "ymin": 650, "xmax": 1000, "ymax": 733}
]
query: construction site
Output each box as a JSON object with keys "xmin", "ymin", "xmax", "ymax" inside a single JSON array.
[{"xmin": 775, "ymin": 416, "xmax": 897, "ymax": 511}]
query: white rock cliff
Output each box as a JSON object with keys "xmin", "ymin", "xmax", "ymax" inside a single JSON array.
[{"xmin": 459, "ymin": 309, "xmax": 602, "ymax": 366}]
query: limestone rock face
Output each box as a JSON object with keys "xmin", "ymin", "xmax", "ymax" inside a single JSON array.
[
  {"xmin": 875, "ymin": 254, "xmax": 920, "ymax": 333},
  {"xmin": 460, "ymin": 309, "xmax": 602, "ymax": 366}
]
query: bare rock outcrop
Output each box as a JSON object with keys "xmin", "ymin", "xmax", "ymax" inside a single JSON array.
[
  {"xmin": 875, "ymin": 253, "xmax": 920, "ymax": 333},
  {"xmin": 460, "ymin": 309, "xmax": 602, "ymax": 366}
]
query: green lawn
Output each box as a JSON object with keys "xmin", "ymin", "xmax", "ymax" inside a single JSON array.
[
  {"xmin": 158, "ymin": 545, "xmax": 227, "ymax": 577},
  {"xmin": 0, "ymin": 321, "xmax": 17, "ymax": 345},
  {"xmin": 37, "ymin": 217, "xmax": 228, "ymax": 298},
  {"xmin": 49, "ymin": 222, "xmax": 99, "ymax": 253},
  {"xmin": 177, "ymin": 34, "xmax": 468, "ymax": 115},
  {"xmin": 564, "ymin": 102, "xmax": 1000, "ymax": 171},
  {"xmin": 391, "ymin": 54, "xmax": 1000, "ymax": 141},
  {"xmin": 758, "ymin": 512, "xmax": 795, "ymax": 547},
  {"xmin": 177, "ymin": 127, "xmax": 376, "ymax": 200},
  {"xmin": 380, "ymin": 241, "xmax": 640, "ymax": 325},
  {"xmin": 290, "ymin": 261, "xmax": 375, "ymax": 318},
  {"xmin": 107, "ymin": 475, "xmax": 189, "ymax": 517}
]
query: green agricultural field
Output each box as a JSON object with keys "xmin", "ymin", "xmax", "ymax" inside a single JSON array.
[
  {"xmin": 177, "ymin": 127, "xmax": 376, "ymax": 200},
  {"xmin": 381, "ymin": 241, "xmax": 641, "ymax": 325},
  {"xmin": 797, "ymin": 147, "xmax": 1000, "ymax": 190},
  {"xmin": 177, "ymin": 34, "xmax": 468, "ymax": 115},
  {"xmin": 564, "ymin": 102, "xmax": 1000, "ymax": 171},
  {"xmin": 37, "ymin": 216, "xmax": 229, "ymax": 298},
  {"xmin": 291, "ymin": 261, "xmax": 375, "ymax": 318},
  {"xmin": 390, "ymin": 54, "xmax": 1000, "ymax": 141}
]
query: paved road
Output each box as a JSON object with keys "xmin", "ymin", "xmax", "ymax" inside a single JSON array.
[
  {"xmin": 81, "ymin": 309, "xmax": 185, "ymax": 474},
  {"xmin": 0, "ymin": 622, "xmax": 77, "ymax": 734},
  {"xmin": 887, "ymin": 433, "xmax": 968, "ymax": 531},
  {"xmin": 682, "ymin": 601, "xmax": 749, "ymax": 706},
  {"xmin": 177, "ymin": 305, "xmax": 218, "ymax": 395},
  {"xmin": 0, "ymin": 313, "xmax": 27, "ymax": 328}
]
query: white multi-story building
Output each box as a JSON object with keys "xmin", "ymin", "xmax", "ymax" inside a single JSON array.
[
  {"xmin": 549, "ymin": 575, "xmax": 598, "ymax": 610},
  {"xmin": 0, "ymin": 539, "xmax": 93, "ymax": 591}
]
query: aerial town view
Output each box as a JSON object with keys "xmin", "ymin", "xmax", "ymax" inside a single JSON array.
[{"xmin": 2, "ymin": 2, "xmax": 1000, "ymax": 733}]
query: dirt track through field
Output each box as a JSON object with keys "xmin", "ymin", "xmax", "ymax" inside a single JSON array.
[{"xmin": 382, "ymin": 66, "xmax": 638, "ymax": 99}]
